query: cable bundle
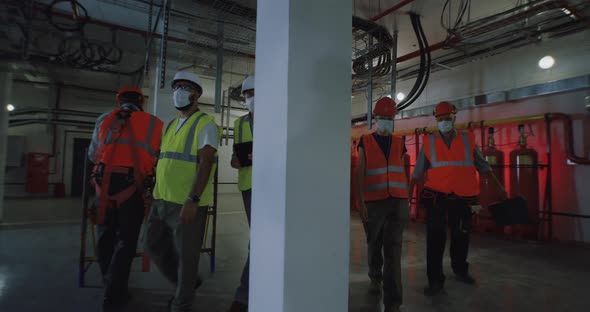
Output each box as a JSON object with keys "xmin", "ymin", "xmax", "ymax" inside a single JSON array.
[
  {"xmin": 397, "ymin": 13, "xmax": 431, "ymax": 111},
  {"xmin": 56, "ymin": 32, "xmax": 123, "ymax": 69},
  {"xmin": 352, "ymin": 16, "xmax": 393, "ymax": 79},
  {"xmin": 42, "ymin": 0, "xmax": 124, "ymax": 70}
]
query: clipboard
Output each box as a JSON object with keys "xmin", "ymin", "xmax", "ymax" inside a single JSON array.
[{"xmin": 233, "ymin": 142, "xmax": 253, "ymax": 167}]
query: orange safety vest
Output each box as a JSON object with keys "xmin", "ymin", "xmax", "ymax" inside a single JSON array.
[
  {"xmin": 92, "ymin": 109, "xmax": 163, "ymax": 223},
  {"xmin": 97, "ymin": 109, "xmax": 163, "ymax": 176},
  {"xmin": 423, "ymin": 131, "xmax": 479, "ymax": 197},
  {"xmin": 362, "ymin": 134, "xmax": 408, "ymax": 201}
]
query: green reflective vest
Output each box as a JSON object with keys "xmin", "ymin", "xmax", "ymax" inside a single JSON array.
[
  {"xmin": 234, "ymin": 114, "xmax": 252, "ymax": 191},
  {"xmin": 153, "ymin": 111, "xmax": 218, "ymax": 205}
]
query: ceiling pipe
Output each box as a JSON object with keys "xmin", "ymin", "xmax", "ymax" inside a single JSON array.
[
  {"xmin": 9, "ymin": 108, "xmax": 100, "ymax": 118},
  {"xmin": 9, "ymin": 118, "xmax": 95, "ymax": 128},
  {"xmin": 14, "ymin": 80, "xmax": 122, "ymax": 96},
  {"xmin": 363, "ymin": 0, "xmax": 450, "ymax": 65},
  {"xmin": 34, "ymin": 2, "xmax": 256, "ymax": 59},
  {"xmin": 559, "ymin": 0, "xmax": 590, "ymax": 28},
  {"xmin": 370, "ymin": 0, "xmax": 417, "ymax": 22}
]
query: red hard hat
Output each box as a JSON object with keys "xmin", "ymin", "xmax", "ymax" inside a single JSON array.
[
  {"xmin": 433, "ymin": 101, "xmax": 456, "ymax": 117},
  {"xmin": 373, "ymin": 97, "xmax": 398, "ymax": 116},
  {"xmin": 116, "ymin": 85, "xmax": 145, "ymax": 108}
]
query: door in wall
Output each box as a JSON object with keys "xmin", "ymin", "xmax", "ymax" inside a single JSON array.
[{"xmin": 71, "ymin": 138, "xmax": 92, "ymax": 197}]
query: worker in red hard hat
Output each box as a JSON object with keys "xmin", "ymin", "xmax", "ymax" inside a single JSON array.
[
  {"xmin": 88, "ymin": 85, "xmax": 163, "ymax": 312},
  {"xmin": 355, "ymin": 97, "xmax": 409, "ymax": 312},
  {"xmin": 409, "ymin": 101, "xmax": 506, "ymax": 296}
]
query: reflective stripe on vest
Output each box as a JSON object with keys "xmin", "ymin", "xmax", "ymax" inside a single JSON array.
[
  {"xmin": 366, "ymin": 165, "xmax": 405, "ymax": 176},
  {"xmin": 365, "ymin": 181, "xmax": 407, "ymax": 191},
  {"xmin": 429, "ymin": 132, "xmax": 474, "ymax": 168},
  {"xmin": 104, "ymin": 115, "xmax": 159, "ymax": 157},
  {"xmin": 159, "ymin": 113, "xmax": 206, "ymax": 162}
]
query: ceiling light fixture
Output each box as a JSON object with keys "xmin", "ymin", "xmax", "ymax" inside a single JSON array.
[
  {"xmin": 6, "ymin": 104, "xmax": 15, "ymax": 112},
  {"xmin": 538, "ymin": 56, "xmax": 555, "ymax": 69}
]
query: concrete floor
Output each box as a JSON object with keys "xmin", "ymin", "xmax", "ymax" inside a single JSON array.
[{"xmin": 1, "ymin": 194, "xmax": 589, "ymax": 312}]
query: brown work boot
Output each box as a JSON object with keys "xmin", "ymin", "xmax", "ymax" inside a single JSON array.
[{"xmin": 229, "ymin": 301, "xmax": 248, "ymax": 312}]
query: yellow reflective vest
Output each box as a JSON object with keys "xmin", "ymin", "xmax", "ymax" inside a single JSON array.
[
  {"xmin": 234, "ymin": 114, "xmax": 252, "ymax": 191},
  {"xmin": 153, "ymin": 111, "xmax": 218, "ymax": 205}
]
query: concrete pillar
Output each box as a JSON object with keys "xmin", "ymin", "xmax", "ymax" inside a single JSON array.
[
  {"xmin": 0, "ymin": 72, "xmax": 13, "ymax": 222},
  {"xmin": 250, "ymin": 0, "xmax": 352, "ymax": 311}
]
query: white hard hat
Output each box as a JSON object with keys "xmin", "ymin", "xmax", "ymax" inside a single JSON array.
[
  {"xmin": 241, "ymin": 75, "xmax": 255, "ymax": 93},
  {"xmin": 172, "ymin": 70, "xmax": 203, "ymax": 92}
]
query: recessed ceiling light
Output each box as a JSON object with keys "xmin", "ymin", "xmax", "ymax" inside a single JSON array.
[
  {"xmin": 538, "ymin": 55, "xmax": 555, "ymax": 69},
  {"xmin": 6, "ymin": 104, "xmax": 15, "ymax": 111}
]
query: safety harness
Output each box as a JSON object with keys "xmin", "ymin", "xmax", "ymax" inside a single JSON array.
[{"xmin": 91, "ymin": 109, "xmax": 146, "ymax": 225}]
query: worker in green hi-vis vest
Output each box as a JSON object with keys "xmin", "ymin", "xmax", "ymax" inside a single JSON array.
[
  {"xmin": 144, "ymin": 70, "xmax": 219, "ymax": 312},
  {"xmin": 228, "ymin": 75, "xmax": 254, "ymax": 312}
]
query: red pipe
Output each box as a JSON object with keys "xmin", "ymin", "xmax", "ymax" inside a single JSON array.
[
  {"xmin": 370, "ymin": 0, "xmax": 417, "ymax": 22},
  {"xmin": 546, "ymin": 113, "xmax": 590, "ymax": 165},
  {"xmin": 396, "ymin": 37, "xmax": 460, "ymax": 64},
  {"xmin": 366, "ymin": 0, "xmax": 454, "ymax": 65}
]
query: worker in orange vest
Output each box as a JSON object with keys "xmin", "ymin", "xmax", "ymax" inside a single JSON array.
[
  {"xmin": 88, "ymin": 85, "xmax": 163, "ymax": 312},
  {"xmin": 409, "ymin": 101, "xmax": 506, "ymax": 296},
  {"xmin": 356, "ymin": 97, "xmax": 409, "ymax": 312}
]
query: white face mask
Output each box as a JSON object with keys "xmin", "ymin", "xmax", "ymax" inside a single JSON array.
[
  {"xmin": 173, "ymin": 89, "xmax": 192, "ymax": 111},
  {"xmin": 376, "ymin": 119, "xmax": 394, "ymax": 133},
  {"xmin": 438, "ymin": 120, "xmax": 454, "ymax": 133},
  {"xmin": 245, "ymin": 96, "xmax": 255, "ymax": 112}
]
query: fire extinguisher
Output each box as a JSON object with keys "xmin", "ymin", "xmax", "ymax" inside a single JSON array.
[
  {"xmin": 478, "ymin": 127, "xmax": 505, "ymax": 232},
  {"xmin": 509, "ymin": 124, "xmax": 539, "ymax": 239}
]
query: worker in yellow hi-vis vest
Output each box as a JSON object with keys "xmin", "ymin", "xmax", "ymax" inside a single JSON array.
[
  {"xmin": 145, "ymin": 70, "xmax": 219, "ymax": 312},
  {"xmin": 228, "ymin": 75, "xmax": 254, "ymax": 312}
]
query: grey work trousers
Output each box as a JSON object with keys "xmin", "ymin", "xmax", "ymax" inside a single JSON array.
[
  {"xmin": 365, "ymin": 197, "xmax": 409, "ymax": 307},
  {"xmin": 145, "ymin": 199, "xmax": 208, "ymax": 312}
]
